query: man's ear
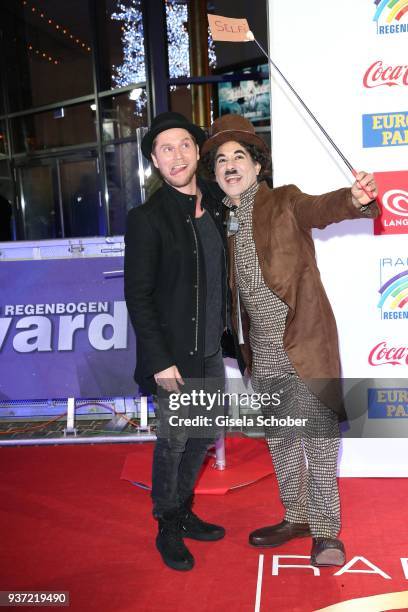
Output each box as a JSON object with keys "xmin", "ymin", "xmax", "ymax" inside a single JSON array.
[
  {"xmin": 151, "ymin": 153, "xmax": 159, "ymax": 169},
  {"xmin": 255, "ymin": 161, "xmax": 261, "ymax": 176},
  {"xmin": 196, "ymin": 144, "xmax": 200, "ymax": 161}
]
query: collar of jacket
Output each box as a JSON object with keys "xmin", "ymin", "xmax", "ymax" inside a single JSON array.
[
  {"xmin": 223, "ymin": 180, "xmax": 259, "ymax": 211},
  {"xmin": 162, "ymin": 178, "xmax": 222, "ymax": 218},
  {"xmin": 228, "ymin": 179, "xmax": 297, "ymax": 310}
]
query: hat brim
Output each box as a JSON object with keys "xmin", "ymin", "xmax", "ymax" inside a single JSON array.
[
  {"xmin": 141, "ymin": 120, "xmax": 207, "ymax": 160},
  {"xmin": 201, "ymin": 128, "xmax": 269, "ymax": 158}
]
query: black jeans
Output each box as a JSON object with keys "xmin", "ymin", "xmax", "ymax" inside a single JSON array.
[{"xmin": 151, "ymin": 348, "xmax": 225, "ymax": 517}]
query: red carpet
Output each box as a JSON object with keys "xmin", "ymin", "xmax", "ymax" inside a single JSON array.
[
  {"xmin": 1, "ymin": 442, "xmax": 408, "ymax": 612},
  {"xmin": 121, "ymin": 436, "xmax": 274, "ymax": 493}
]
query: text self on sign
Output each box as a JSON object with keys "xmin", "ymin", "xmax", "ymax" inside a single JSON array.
[{"xmin": 208, "ymin": 14, "xmax": 250, "ymax": 42}]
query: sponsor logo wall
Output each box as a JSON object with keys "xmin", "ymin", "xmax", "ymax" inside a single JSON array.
[
  {"xmin": 268, "ymin": 0, "xmax": 407, "ymax": 476},
  {"xmin": 373, "ymin": 171, "xmax": 408, "ymax": 234},
  {"xmin": 372, "ymin": 0, "xmax": 408, "ymax": 36},
  {"xmin": 362, "ymin": 111, "xmax": 408, "ymax": 147},
  {"xmin": 368, "ymin": 342, "xmax": 408, "ymax": 367},
  {"xmin": 377, "ymin": 256, "xmax": 408, "ymax": 318},
  {"xmin": 363, "ymin": 60, "xmax": 408, "ymax": 88},
  {"xmin": 368, "ymin": 387, "xmax": 408, "ymax": 417}
]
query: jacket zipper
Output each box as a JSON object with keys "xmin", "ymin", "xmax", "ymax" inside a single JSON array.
[
  {"xmin": 212, "ymin": 207, "xmax": 228, "ymax": 328},
  {"xmin": 188, "ymin": 214, "xmax": 199, "ymax": 353},
  {"xmin": 222, "ymin": 244, "xmax": 228, "ymax": 327}
]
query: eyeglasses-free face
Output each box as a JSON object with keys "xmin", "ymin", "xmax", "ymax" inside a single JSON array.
[
  {"xmin": 151, "ymin": 128, "xmax": 199, "ymax": 194},
  {"xmin": 214, "ymin": 141, "xmax": 261, "ymax": 205}
]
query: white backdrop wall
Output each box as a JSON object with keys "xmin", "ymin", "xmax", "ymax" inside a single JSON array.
[{"xmin": 267, "ymin": 0, "xmax": 408, "ymax": 475}]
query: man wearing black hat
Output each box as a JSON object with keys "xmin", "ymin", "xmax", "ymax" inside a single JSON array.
[{"xmin": 124, "ymin": 112, "xmax": 226, "ymax": 571}]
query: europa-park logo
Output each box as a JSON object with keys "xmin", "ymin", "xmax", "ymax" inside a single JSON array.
[
  {"xmin": 373, "ymin": 170, "xmax": 408, "ymax": 235},
  {"xmin": 373, "ymin": 0, "xmax": 408, "ymax": 35}
]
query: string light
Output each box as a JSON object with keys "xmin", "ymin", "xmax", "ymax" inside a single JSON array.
[
  {"xmin": 23, "ymin": 0, "xmax": 215, "ymax": 75},
  {"xmin": 22, "ymin": 0, "xmax": 92, "ymax": 53},
  {"xmin": 111, "ymin": 0, "xmax": 146, "ymax": 114},
  {"xmin": 27, "ymin": 43, "xmax": 59, "ymax": 64},
  {"xmin": 165, "ymin": 1, "xmax": 216, "ymax": 76},
  {"xmin": 208, "ymin": 32, "xmax": 216, "ymax": 68},
  {"xmin": 111, "ymin": 0, "xmax": 216, "ymax": 115},
  {"xmin": 166, "ymin": 1, "xmax": 190, "ymax": 79}
]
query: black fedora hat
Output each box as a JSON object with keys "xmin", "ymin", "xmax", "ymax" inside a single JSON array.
[{"xmin": 141, "ymin": 112, "xmax": 207, "ymax": 160}]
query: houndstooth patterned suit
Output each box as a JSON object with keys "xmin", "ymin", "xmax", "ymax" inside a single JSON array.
[{"xmin": 228, "ymin": 182, "xmax": 341, "ymax": 538}]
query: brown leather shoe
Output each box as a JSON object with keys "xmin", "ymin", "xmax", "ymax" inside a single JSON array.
[
  {"xmin": 249, "ymin": 520, "xmax": 311, "ymax": 548},
  {"xmin": 310, "ymin": 538, "xmax": 346, "ymax": 567}
]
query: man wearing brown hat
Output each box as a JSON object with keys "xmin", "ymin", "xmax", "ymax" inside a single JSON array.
[
  {"xmin": 124, "ymin": 112, "xmax": 226, "ymax": 571},
  {"xmin": 201, "ymin": 114, "xmax": 379, "ymax": 566}
]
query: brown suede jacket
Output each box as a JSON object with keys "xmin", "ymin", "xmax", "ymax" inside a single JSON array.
[{"xmin": 228, "ymin": 180, "xmax": 380, "ymax": 415}]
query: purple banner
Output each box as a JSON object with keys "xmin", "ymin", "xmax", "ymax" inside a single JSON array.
[{"xmin": 0, "ymin": 257, "xmax": 137, "ymax": 400}]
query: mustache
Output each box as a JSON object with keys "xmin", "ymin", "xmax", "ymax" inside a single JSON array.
[{"xmin": 224, "ymin": 169, "xmax": 239, "ymax": 177}]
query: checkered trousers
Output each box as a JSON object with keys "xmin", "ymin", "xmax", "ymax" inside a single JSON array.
[
  {"xmin": 255, "ymin": 373, "xmax": 341, "ymax": 538},
  {"xmin": 229, "ymin": 182, "xmax": 341, "ymax": 539}
]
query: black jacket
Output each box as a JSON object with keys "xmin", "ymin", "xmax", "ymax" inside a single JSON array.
[{"xmin": 124, "ymin": 179, "xmax": 228, "ymax": 394}]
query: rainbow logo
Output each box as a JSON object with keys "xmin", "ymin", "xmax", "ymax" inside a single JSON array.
[
  {"xmin": 373, "ymin": 0, "xmax": 408, "ymax": 23},
  {"xmin": 378, "ymin": 269, "xmax": 408, "ymax": 314}
]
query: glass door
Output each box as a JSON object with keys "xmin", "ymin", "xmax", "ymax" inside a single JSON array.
[
  {"xmin": 16, "ymin": 152, "xmax": 104, "ymax": 240},
  {"xmin": 19, "ymin": 163, "xmax": 58, "ymax": 240},
  {"xmin": 59, "ymin": 157, "xmax": 103, "ymax": 237}
]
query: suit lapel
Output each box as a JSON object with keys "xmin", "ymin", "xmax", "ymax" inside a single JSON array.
[{"xmin": 252, "ymin": 182, "xmax": 299, "ymax": 311}]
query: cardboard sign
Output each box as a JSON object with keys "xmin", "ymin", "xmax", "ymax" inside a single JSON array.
[{"xmin": 208, "ymin": 14, "xmax": 250, "ymax": 42}]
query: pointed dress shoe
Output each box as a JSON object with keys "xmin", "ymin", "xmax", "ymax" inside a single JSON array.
[
  {"xmin": 310, "ymin": 537, "xmax": 346, "ymax": 567},
  {"xmin": 249, "ymin": 519, "xmax": 311, "ymax": 547}
]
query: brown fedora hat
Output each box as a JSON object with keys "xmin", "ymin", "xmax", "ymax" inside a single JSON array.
[{"xmin": 201, "ymin": 114, "xmax": 269, "ymax": 157}]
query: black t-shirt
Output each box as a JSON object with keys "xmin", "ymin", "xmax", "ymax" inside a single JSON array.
[{"xmin": 194, "ymin": 211, "xmax": 224, "ymax": 357}]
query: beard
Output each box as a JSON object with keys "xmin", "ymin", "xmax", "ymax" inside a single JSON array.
[{"xmin": 164, "ymin": 164, "xmax": 197, "ymax": 189}]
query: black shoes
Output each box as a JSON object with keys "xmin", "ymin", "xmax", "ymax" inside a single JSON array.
[
  {"xmin": 156, "ymin": 506, "xmax": 345, "ymax": 570},
  {"xmin": 180, "ymin": 507, "xmax": 226, "ymax": 541},
  {"xmin": 156, "ymin": 509, "xmax": 194, "ymax": 571},
  {"xmin": 156, "ymin": 501, "xmax": 225, "ymax": 571},
  {"xmin": 179, "ymin": 495, "xmax": 226, "ymax": 541}
]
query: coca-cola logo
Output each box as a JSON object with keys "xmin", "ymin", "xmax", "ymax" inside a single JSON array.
[
  {"xmin": 382, "ymin": 189, "xmax": 408, "ymax": 217},
  {"xmin": 368, "ymin": 342, "xmax": 408, "ymax": 366},
  {"xmin": 363, "ymin": 61, "xmax": 408, "ymax": 88}
]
